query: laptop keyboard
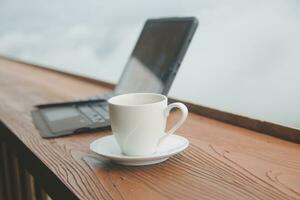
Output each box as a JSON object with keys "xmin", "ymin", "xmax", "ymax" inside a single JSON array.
[
  {"xmin": 77, "ymin": 103, "xmax": 109, "ymax": 123},
  {"xmin": 75, "ymin": 92, "xmax": 113, "ymax": 124},
  {"xmin": 84, "ymin": 93, "xmax": 114, "ymax": 101}
]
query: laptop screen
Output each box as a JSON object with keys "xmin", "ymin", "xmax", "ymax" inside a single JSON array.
[{"xmin": 114, "ymin": 18, "xmax": 197, "ymax": 95}]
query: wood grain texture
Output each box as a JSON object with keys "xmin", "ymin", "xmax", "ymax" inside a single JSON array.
[
  {"xmin": 0, "ymin": 58, "xmax": 300, "ymax": 200},
  {"xmin": 176, "ymin": 99, "xmax": 300, "ymax": 143}
]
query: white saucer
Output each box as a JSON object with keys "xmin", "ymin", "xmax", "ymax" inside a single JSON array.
[{"xmin": 90, "ymin": 134, "xmax": 189, "ymax": 166}]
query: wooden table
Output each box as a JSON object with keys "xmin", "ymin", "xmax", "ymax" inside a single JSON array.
[{"xmin": 0, "ymin": 57, "xmax": 300, "ymax": 200}]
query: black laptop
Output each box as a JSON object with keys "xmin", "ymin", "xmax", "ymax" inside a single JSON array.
[{"xmin": 32, "ymin": 17, "xmax": 198, "ymax": 138}]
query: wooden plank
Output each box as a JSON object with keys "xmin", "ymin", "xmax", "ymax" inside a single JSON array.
[
  {"xmin": 1, "ymin": 142, "xmax": 13, "ymax": 200},
  {"xmin": 0, "ymin": 57, "xmax": 300, "ymax": 200},
  {"xmin": 11, "ymin": 153, "xmax": 23, "ymax": 200},
  {"xmin": 16, "ymin": 156, "xmax": 33, "ymax": 200},
  {"xmin": 24, "ymin": 170, "xmax": 37, "ymax": 200},
  {"xmin": 0, "ymin": 123, "xmax": 79, "ymax": 200},
  {"xmin": 0, "ymin": 142, "xmax": 5, "ymax": 200},
  {"xmin": 176, "ymin": 99, "xmax": 300, "ymax": 143},
  {"xmin": 2, "ymin": 55, "xmax": 300, "ymax": 143},
  {"xmin": 34, "ymin": 179, "xmax": 48, "ymax": 200},
  {"xmin": 0, "ymin": 55, "xmax": 115, "ymax": 90}
]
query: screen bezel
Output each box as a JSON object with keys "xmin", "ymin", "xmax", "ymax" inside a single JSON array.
[{"xmin": 114, "ymin": 17, "xmax": 198, "ymax": 95}]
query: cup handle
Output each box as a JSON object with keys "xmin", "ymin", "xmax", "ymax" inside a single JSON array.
[{"xmin": 157, "ymin": 102, "xmax": 188, "ymax": 147}]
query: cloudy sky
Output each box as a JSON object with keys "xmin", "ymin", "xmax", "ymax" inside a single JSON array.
[{"xmin": 0, "ymin": 0, "xmax": 300, "ymax": 128}]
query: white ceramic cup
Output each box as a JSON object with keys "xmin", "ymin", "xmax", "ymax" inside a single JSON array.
[{"xmin": 108, "ymin": 93, "xmax": 188, "ymax": 156}]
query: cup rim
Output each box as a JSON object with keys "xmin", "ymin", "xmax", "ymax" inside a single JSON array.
[{"xmin": 108, "ymin": 93, "xmax": 167, "ymax": 107}]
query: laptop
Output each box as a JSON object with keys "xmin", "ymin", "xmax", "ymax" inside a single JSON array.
[{"xmin": 32, "ymin": 17, "xmax": 198, "ymax": 138}]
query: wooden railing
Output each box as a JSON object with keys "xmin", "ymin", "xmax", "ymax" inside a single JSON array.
[
  {"xmin": 1, "ymin": 56, "xmax": 300, "ymax": 200},
  {"xmin": 1, "ymin": 55, "xmax": 299, "ymax": 144},
  {"xmin": 0, "ymin": 141, "xmax": 51, "ymax": 200}
]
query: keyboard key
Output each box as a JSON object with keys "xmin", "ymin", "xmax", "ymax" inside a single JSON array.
[
  {"xmin": 90, "ymin": 105, "xmax": 109, "ymax": 119},
  {"xmin": 103, "ymin": 105, "xmax": 109, "ymax": 112},
  {"xmin": 77, "ymin": 105, "xmax": 105, "ymax": 122},
  {"xmin": 91, "ymin": 117, "xmax": 105, "ymax": 123}
]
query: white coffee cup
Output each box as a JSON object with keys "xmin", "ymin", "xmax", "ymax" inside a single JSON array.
[{"xmin": 108, "ymin": 93, "xmax": 188, "ymax": 156}]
